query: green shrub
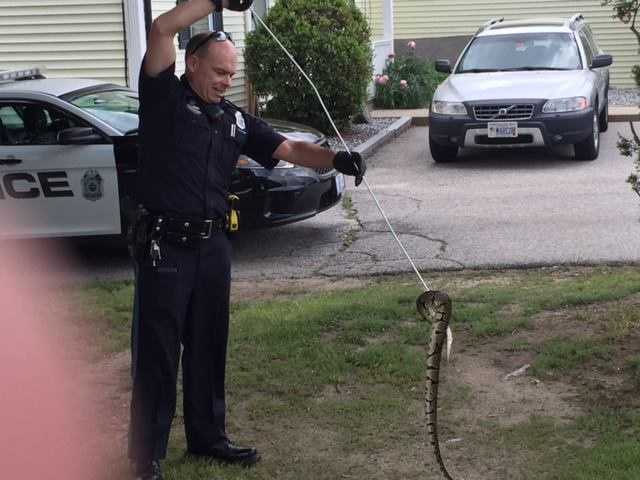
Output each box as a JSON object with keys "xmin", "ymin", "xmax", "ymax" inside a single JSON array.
[
  {"xmin": 373, "ymin": 48, "xmax": 446, "ymax": 109},
  {"xmin": 244, "ymin": 0, "xmax": 372, "ymax": 133},
  {"xmin": 633, "ymin": 64, "xmax": 640, "ymax": 87}
]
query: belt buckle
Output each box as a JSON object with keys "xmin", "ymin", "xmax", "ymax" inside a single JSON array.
[{"xmin": 201, "ymin": 219, "xmax": 213, "ymax": 239}]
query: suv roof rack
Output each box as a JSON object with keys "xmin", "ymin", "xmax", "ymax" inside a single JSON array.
[
  {"xmin": 487, "ymin": 18, "xmax": 566, "ymax": 30},
  {"xmin": 567, "ymin": 13, "xmax": 584, "ymax": 30},
  {"xmin": 0, "ymin": 67, "xmax": 45, "ymax": 84},
  {"xmin": 476, "ymin": 17, "xmax": 504, "ymax": 34}
]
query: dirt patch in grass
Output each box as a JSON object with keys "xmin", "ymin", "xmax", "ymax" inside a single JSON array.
[{"xmin": 75, "ymin": 267, "xmax": 640, "ymax": 479}]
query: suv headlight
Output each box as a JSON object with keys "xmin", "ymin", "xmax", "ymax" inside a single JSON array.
[
  {"xmin": 431, "ymin": 101, "xmax": 467, "ymax": 115},
  {"xmin": 542, "ymin": 97, "xmax": 588, "ymax": 113}
]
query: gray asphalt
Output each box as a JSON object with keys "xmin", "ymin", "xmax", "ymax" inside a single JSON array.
[{"xmin": 34, "ymin": 123, "xmax": 640, "ymax": 283}]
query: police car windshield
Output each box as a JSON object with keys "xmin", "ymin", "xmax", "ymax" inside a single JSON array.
[
  {"xmin": 457, "ymin": 32, "xmax": 582, "ymax": 73},
  {"xmin": 70, "ymin": 89, "xmax": 139, "ymax": 134}
]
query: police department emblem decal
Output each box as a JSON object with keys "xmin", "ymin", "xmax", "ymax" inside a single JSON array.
[{"xmin": 82, "ymin": 169, "xmax": 103, "ymax": 201}]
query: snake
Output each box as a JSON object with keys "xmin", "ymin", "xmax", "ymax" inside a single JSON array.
[
  {"xmin": 416, "ymin": 290, "xmax": 454, "ymax": 480},
  {"xmin": 247, "ymin": 9, "xmax": 457, "ymax": 476}
]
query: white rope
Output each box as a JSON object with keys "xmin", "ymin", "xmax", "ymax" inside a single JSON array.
[{"xmin": 249, "ymin": 8, "xmax": 431, "ymax": 293}]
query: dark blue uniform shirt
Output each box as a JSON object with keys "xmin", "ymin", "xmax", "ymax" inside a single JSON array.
[{"xmin": 137, "ymin": 61, "xmax": 286, "ymax": 219}]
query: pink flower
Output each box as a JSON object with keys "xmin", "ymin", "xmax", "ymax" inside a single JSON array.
[
  {"xmin": 376, "ymin": 74, "xmax": 389, "ymax": 85},
  {"xmin": 407, "ymin": 40, "xmax": 416, "ymax": 50},
  {"xmin": 400, "ymin": 79, "xmax": 408, "ymax": 89}
]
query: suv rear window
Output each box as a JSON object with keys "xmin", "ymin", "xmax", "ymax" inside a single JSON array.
[{"xmin": 457, "ymin": 33, "xmax": 582, "ymax": 73}]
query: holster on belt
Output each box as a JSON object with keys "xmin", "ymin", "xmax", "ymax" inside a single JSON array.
[{"xmin": 127, "ymin": 204, "xmax": 153, "ymax": 262}]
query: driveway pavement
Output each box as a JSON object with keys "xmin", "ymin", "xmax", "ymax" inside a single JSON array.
[
  {"xmin": 27, "ymin": 122, "xmax": 640, "ymax": 283},
  {"xmin": 230, "ymin": 123, "xmax": 640, "ymax": 280}
]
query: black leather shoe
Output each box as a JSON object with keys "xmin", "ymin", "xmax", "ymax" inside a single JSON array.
[
  {"xmin": 133, "ymin": 460, "xmax": 163, "ymax": 480},
  {"xmin": 188, "ymin": 438, "xmax": 259, "ymax": 466}
]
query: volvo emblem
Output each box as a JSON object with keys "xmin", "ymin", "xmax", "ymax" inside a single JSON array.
[{"xmin": 82, "ymin": 169, "xmax": 103, "ymax": 201}]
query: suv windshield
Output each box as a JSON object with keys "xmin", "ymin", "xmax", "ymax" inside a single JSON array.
[
  {"xmin": 457, "ymin": 32, "xmax": 582, "ymax": 73},
  {"xmin": 70, "ymin": 89, "xmax": 139, "ymax": 133}
]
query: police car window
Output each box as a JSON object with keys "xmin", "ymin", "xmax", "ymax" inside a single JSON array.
[
  {"xmin": 0, "ymin": 105, "xmax": 23, "ymax": 145},
  {"xmin": 0, "ymin": 104, "xmax": 83, "ymax": 146},
  {"xmin": 70, "ymin": 90, "xmax": 139, "ymax": 134}
]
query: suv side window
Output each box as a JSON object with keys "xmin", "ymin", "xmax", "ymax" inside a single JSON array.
[
  {"xmin": 583, "ymin": 25, "xmax": 601, "ymax": 55},
  {"xmin": 0, "ymin": 103, "xmax": 84, "ymax": 146},
  {"xmin": 578, "ymin": 30, "xmax": 594, "ymax": 67}
]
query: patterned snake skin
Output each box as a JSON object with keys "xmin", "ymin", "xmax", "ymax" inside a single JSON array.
[{"xmin": 416, "ymin": 291, "xmax": 454, "ymax": 480}]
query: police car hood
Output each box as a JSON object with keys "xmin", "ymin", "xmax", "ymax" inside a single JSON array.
[
  {"xmin": 435, "ymin": 70, "xmax": 593, "ymax": 102},
  {"xmin": 263, "ymin": 118, "xmax": 325, "ymax": 144}
]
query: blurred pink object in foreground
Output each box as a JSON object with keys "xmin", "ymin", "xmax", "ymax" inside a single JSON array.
[{"xmin": 0, "ymin": 238, "xmax": 110, "ymax": 479}]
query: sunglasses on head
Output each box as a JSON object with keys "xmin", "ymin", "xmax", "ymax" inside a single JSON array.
[{"xmin": 189, "ymin": 31, "xmax": 234, "ymax": 56}]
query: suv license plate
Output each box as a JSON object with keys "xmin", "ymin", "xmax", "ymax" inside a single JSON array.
[{"xmin": 488, "ymin": 122, "xmax": 518, "ymax": 138}]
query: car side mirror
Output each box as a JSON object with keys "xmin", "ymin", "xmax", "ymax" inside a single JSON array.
[
  {"xmin": 58, "ymin": 127, "xmax": 104, "ymax": 145},
  {"xmin": 435, "ymin": 59, "xmax": 452, "ymax": 74},
  {"xmin": 591, "ymin": 54, "xmax": 612, "ymax": 69}
]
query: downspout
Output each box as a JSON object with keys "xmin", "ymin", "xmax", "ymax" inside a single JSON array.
[
  {"xmin": 143, "ymin": 0, "xmax": 153, "ymax": 38},
  {"xmin": 123, "ymin": 0, "xmax": 148, "ymax": 90}
]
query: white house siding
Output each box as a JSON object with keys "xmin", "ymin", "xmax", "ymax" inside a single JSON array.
[
  {"xmin": 0, "ymin": 0, "xmax": 126, "ymax": 84},
  {"xmin": 394, "ymin": 0, "xmax": 639, "ymax": 88},
  {"xmin": 220, "ymin": 10, "xmax": 248, "ymax": 108},
  {"xmin": 355, "ymin": 0, "xmax": 385, "ymax": 42},
  {"xmin": 151, "ymin": 1, "xmax": 248, "ymax": 108}
]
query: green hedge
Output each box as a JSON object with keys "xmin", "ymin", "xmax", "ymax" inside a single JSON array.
[{"xmin": 244, "ymin": 0, "xmax": 372, "ymax": 133}]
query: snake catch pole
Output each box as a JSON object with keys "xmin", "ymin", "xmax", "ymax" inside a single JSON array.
[{"xmin": 249, "ymin": 9, "xmax": 456, "ymax": 479}]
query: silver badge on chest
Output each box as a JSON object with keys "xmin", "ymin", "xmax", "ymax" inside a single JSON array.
[{"xmin": 235, "ymin": 111, "xmax": 246, "ymax": 130}]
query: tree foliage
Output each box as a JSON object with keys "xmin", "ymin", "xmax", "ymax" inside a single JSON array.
[
  {"xmin": 602, "ymin": 1, "xmax": 640, "ymax": 49},
  {"xmin": 244, "ymin": 0, "xmax": 372, "ymax": 133},
  {"xmin": 602, "ymin": 0, "xmax": 640, "ymax": 198}
]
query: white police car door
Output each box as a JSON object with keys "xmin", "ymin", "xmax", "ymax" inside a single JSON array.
[{"xmin": 0, "ymin": 102, "xmax": 120, "ymax": 238}]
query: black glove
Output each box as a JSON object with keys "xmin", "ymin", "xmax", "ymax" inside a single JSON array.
[
  {"xmin": 213, "ymin": 0, "xmax": 254, "ymax": 12},
  {"xmin": 333, "ymin": 151, "xmax": 366, "ymax": 187}
]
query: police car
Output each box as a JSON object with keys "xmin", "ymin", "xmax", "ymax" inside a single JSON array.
[{"xmin": 0, "ymin": 68, "xmax": 344, "ymax": 239}]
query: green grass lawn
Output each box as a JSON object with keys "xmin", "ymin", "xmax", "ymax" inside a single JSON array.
[{"xmin": 77, "ymin": 266, "xmax": 640, "ymax": 479}]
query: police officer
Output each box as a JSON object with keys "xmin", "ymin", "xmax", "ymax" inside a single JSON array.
[{"xmin": 128, "ymin": 1, "xmax": 366, "ymax": 479}]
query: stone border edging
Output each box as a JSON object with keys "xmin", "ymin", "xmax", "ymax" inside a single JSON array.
[{"xmin": 353, "ymin": 116, "xmax": 412, "ymax": 158}]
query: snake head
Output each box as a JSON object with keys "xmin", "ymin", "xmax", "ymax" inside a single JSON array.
[{"xmin": 416, "ymin": 291, "xmax": 452, "ymax": 323}]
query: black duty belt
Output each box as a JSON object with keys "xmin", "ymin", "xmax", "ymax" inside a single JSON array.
[{"xmin": 152, "ymin": 216, "xmax": 227, "ymax": 244}]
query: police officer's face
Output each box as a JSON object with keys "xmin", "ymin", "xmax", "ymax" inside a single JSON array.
[{"xmin": 187, "ymin": 41, "xmax": 237, "ymax": 103}]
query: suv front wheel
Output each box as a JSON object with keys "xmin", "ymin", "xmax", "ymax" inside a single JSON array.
[
  {"xmin": 429, "ymin": 135, "xmax": 458, "ymax": 163},
  {"xmin": 599, "ymin": 100, "xmax": 609, "ymax": 133},
  {"xmin": 574, "ymin": 104, "xmax": 600, "ymax": 161}
]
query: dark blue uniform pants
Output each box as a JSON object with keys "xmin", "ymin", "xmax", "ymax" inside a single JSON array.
[{"xmin": 128, "ymin": 232, "xmax": 232, "ymax": 462}]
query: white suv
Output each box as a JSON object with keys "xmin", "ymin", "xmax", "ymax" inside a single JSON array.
[{"xmin": 429, "ymin": 14, "xmax": 612, "ymax": 162}]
